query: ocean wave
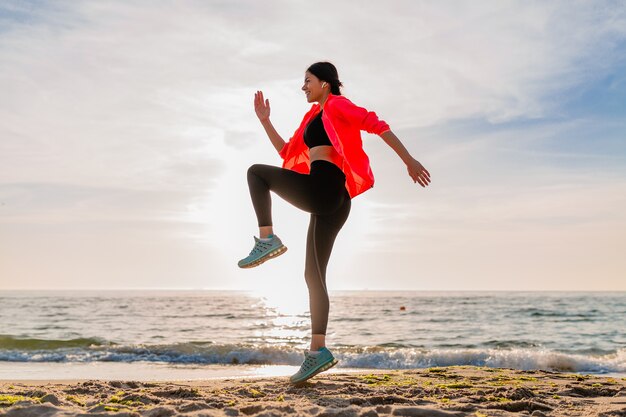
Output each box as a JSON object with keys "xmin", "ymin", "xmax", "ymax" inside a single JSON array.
[
  {"xmin": 513, "ymin": 307, "xmax": 604, "ymax": 320},
  {"xmin": 1, "ymin": 337, "xmax": 624, "ymax": 375},
  {"xmin": 483, "ymin": 339, "xmax": 542, "ymax": 349},
  {"xmin": 338, "ymin": 346, "xmax": 626, "ymax": 375},
  {"xmin": 0, "ymin": 334, "xmax": 110, "ymax": 350}
]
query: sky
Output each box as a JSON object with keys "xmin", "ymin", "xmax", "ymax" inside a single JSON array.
[{"xmin": 1, "ymin": 0, "xmax": 625, "ymax": 294}]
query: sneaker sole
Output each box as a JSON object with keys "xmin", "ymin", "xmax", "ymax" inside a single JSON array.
[
  {"xmin": 238, "ymin": 245, "xmax": 288, "ymax": 269},
  {"xmin": 290, "ymin": 358, "xmax": 338, "ymax": 385}
]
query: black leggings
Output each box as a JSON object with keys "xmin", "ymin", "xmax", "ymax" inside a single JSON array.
[{"xmin": 246, "ymin": 160, "xmax": 351, "ymax": 335}]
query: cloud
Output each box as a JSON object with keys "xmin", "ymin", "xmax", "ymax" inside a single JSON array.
[
  {"xmin": 1, "ymin": 0, "xmax": 625, "ymax": 290},
  {"xmin": 0, "ymin": 181, "xmax": 220, "ymax": 224}
]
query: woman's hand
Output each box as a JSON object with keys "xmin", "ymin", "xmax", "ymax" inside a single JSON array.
[
  {"xmin": 406, "ymin": 158, "xmax": 431, "ymax": 187},
  {"xmin": 379, "ymin": 131, "xmax": 431, "ymax": 188},
  {"xmin": 254, "ymin": 90, "xmax": 271, "ymax": 122},
  {"xmin": 254, "ymin": 90, "xmax": 286, "ymax": 152}
]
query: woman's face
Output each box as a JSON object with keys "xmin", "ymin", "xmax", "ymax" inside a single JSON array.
[{"xmin": 301, "ymin": 71, "xmax": 327, "ymax": 103}]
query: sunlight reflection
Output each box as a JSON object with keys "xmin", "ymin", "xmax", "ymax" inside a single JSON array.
[
  {"xmin": 248, "ymin": 365, "xmax": 351, "ymax": 378},
  {"xmin": 249, "ymin": 286, "xmax": 311, "ymax": 343},
  {"xmin": 252, "ymin": 285, "xmax": 309, "ymax": 317},
  {"xmin": 250, "ymin": 365, "xmax": 295, "ymax": 377},
  {"xmin": 259, "ymin": 326, "xmax": 309, "ymax": 343}
]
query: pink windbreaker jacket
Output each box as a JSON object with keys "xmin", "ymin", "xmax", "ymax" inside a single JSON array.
[{"xmin": 278, "ymin": 93, "xmax": 390, "ymax": 199}]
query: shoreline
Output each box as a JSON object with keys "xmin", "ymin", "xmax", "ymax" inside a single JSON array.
[
  {"xmin": 2, "ymin": 361, "xmax": 624, "ymax": 383},
  {"xmin": 0, "ymin": 362, "xmax": 379, "ymax": 382},
  {"xmin": 1, "ymin": 366, "xmax": 625, "ymax": 416}
]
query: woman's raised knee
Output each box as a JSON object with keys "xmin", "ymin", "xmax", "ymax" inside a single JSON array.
[
  {"xmin": 248, "ymin": 163, "xmax": 274, "ymax": 177},
  {"xmin": 247, "ymin": 163, "xmax": 260, "ymax": 175},
  {"xmin": 247, "ymin": 163, "xmax": 266, "ymax": 180}
]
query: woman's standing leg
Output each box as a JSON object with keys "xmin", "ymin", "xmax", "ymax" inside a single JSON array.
[{"xmin": 305, "ymin": 190, "xmax": 351, "ymax": 351}]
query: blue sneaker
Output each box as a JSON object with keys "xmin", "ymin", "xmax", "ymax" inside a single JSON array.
[
  {"xmin": 289, "ymin": 347, "xmax": 339, "ymax": 385},
  {"xmin": 238, "ymin": 234, "xmax": 287, "ymax": 268}
]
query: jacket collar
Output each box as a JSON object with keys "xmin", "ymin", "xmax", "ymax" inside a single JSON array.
[{"xmin": 317, "ymin": 92, "xmax": 342, "ymax": 111}]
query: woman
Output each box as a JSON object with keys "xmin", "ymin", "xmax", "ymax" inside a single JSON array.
[{"xmin": 239, "ymin": 62, "xmax": 431, "ymax": 385}]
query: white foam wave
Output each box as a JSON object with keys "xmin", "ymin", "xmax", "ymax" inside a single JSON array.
[
  {"xmin": 339, "ymin": 347, "xmax": 626, "ymax": 374},
  {"xmin": 1, "ymin": 344, "xmax": 624, "ymax": 375}
]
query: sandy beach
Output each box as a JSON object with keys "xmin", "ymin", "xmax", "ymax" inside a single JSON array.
[{"xmin": 1, "ymin": 366, "xmax": 625, "ymax": 417}]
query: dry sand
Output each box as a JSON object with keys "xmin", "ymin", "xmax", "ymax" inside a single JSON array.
[{"xmin": 1, "ymin": 366, "xmax": 625, "ymax": 416}]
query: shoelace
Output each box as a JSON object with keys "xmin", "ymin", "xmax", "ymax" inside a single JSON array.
[
  {"xmin": 249, "ymin": 239, "xmax": 273, "ymax": 256},
  {"xmin": 300, "ymin": 351, "xmax": 321, "ymax": 371}
]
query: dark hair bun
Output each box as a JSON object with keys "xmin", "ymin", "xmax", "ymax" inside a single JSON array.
[{"xmin": 307, "ymin": 61, "xmax": 343, "ymax": 96}]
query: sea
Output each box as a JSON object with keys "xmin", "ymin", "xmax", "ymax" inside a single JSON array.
[{"xmin": 0, "ymin": 290, "xmax": 624, "ymax": 381}]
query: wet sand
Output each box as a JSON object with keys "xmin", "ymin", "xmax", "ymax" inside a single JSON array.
[{"xmin": 1, "ymin": 366, "xmax": 625, "ymax": 416}]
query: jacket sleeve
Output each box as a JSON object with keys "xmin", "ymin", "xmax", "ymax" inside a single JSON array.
[
  {"xmin": 279, "ymin": 105, "xmax": 318, "ymax": 160},
  {"xmin": 278, "ymin": 137, "xmax": 292, "ymax": 159},
  {"xmin": 333, "ymin": 97, "xmax": 391, "ymax": 135}
]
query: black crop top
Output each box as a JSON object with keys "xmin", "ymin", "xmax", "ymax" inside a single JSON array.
[{"xmin": 303, "ymin": 110, "xmax": 332, "ymax": 149}]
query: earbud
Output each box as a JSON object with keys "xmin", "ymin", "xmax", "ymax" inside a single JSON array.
[{"xmin": 322, "ymin": 82, "xmax": 327, "ymax": 88}]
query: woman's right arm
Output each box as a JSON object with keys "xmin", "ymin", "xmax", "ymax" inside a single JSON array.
[{"xmin": 255, "ymin": 91, "xmax": 285, "ymax": 153}]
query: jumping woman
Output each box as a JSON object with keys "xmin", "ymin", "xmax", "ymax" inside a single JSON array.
[{"xmin": 238, "ymin": 62, "xmax": 431, "ymax": 385}]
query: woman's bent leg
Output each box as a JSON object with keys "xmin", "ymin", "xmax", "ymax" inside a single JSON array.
[
  {"xmin": 247, "ymin": 164, "xmax": 317, "ymax": 227},
  {"xmin": 304, "ymin": 191, "xmax": 351, "ymax": 337}
]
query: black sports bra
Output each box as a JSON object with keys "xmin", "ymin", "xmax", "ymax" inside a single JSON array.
[{"xmin": 304, "ymin": 110, "xmax": 332, "ymax": 149}]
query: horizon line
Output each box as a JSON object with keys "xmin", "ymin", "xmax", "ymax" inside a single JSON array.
[{"xmin": 1, "ymin": 288, "xmax": 624, "ymax": 293}]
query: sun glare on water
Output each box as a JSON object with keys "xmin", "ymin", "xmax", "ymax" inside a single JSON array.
[
  {"xmin": 248, "ymin": 284, "xmax": 312, "ymax": 343},
  {"xmin": 251, "ymin": 284, "xmax": 309, "ymax": 317}
]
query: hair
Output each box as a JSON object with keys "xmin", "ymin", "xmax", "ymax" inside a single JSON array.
[{"xmin": 307, "ymin": 61, "xmax": 343, "ymax": 96}]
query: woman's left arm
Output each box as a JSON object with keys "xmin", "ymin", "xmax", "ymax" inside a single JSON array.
[{"xmin": 380, "ymin": 130, "xmax": 431, "ymax": 188}]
